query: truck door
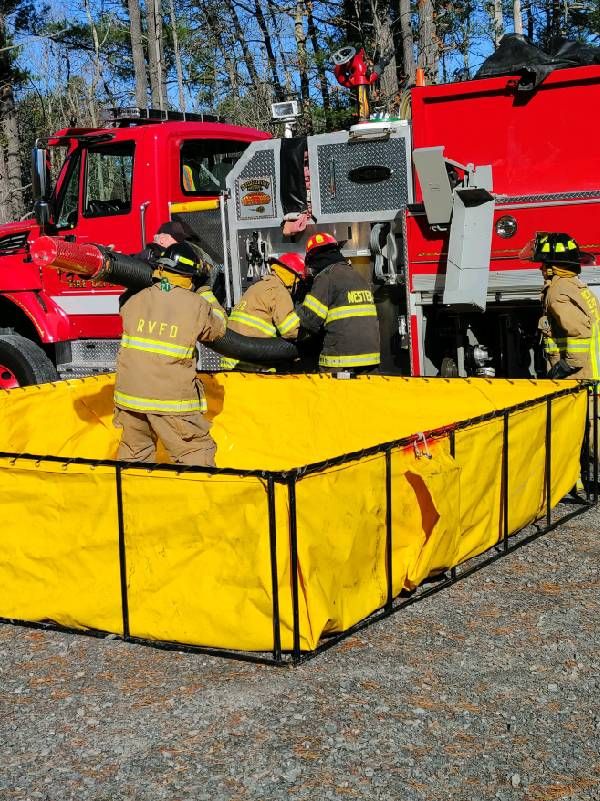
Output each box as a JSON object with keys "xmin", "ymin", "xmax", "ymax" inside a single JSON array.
[
  {"xmin": 51, "ymin": 140, "xmax": 137, "ymax": 252},
  {"xmin": 43, "ymin": 140, "xmax": 136, "ymax": 339}
]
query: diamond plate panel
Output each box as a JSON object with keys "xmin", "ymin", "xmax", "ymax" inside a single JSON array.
[
  {"xmin": 496, "ymin": 190, "xmax": 600, "ymax": 203},
  {"xmin": 172, "ymin": 208, "xmax": 225, "ymax": 265},
  {"xmin": 197, "ymin": 343, "xmax": 222, "ymax": 371},
  {"xmin": 67, "ymin": 339, "xmax": 120, "ymax": 366},
  {"xmin": 317, "ymin": 139, "xmax": 408, "ymax": 215},
  {"xmin": 57, "ymin": 338, "xmax": 121, "ymax": 378}
]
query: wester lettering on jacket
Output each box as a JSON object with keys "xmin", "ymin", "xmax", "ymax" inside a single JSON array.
[
  {"xmin": 136, "ymin": 318, "xmax": 179, "ymax": 338},
  {"xmin": 346, "ymin": 289, "xmax": 373, "ymax": 303}
]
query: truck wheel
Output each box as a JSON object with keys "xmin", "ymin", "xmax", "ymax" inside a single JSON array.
[{"xmin": 0, "ymin": 334, "xmax": 59, "ymax": 388}]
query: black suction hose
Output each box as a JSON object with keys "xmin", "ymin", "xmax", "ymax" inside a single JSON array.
[
  {"xmin": 94, "ymin": 250, "xmax": 299, "ymax": 364},
  {"xmin": 96, "ymin": 249, "xmax": 155, "ymax": 289},
  {"xmin": 210, "ymin": 328, "xmax": 299, "ymax": 363}
]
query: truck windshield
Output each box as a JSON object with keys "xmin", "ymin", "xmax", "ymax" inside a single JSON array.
[
  {"xmin": 181, "ymin": 139, "xmax": 248, "ymax": 195},
  {"xmin": 84, "ymin": 141, "xmax": 135, "ymax": 217}
]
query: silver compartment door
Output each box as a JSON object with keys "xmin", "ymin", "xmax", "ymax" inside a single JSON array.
[{"xmin": 309, "ymin": 126, "xmax": 413, "ymax": 224}]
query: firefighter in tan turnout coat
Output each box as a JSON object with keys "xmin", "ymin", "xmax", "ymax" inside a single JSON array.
[
  {"xmin": 114, "ymin": 242, "xmax": 225, "ymax": 466},
  {"xmin": 221, "ymin": 252, "xmax": 307, "ymax": 370},
  {"xmin": 528, "ymin": 233, "xmax": 600, "ymax": 380}
]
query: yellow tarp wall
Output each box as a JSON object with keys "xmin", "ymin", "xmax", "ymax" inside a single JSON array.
[{"xmin": 0, "ymin": 374, "xmax": 587, "ymax": 652}]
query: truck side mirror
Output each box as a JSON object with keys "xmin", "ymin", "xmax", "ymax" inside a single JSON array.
[
  {"xmin": 31, "ymin": 147, "xmax": 50, "ymax": 202},
  {"xmin": 33, "ymin": 201, "xmax": 51, "ymax": 227},
  {"xmin": 31, "ymin": 147, "xmax": 53, "ymax": 227}
]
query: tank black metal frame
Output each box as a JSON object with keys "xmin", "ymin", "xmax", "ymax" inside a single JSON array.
[{"xmin": 0, "ymin": 382, "xmax": 596, "ymax": 665}]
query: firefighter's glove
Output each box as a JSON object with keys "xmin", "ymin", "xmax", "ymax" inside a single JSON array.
[
  {"xmin": 548, "ymin": 359, "xmax": 578, "ymax": 379},
  {"xmin": 537, "ymin": 315, "xmax": 552, "ymax": 337}
]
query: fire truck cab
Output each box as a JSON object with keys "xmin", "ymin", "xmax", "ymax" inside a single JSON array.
[{"xmin": 0, "ymin": 108, "xmax": 269, "ymax": 386}]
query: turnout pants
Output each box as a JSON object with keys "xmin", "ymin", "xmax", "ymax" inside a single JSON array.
[{"xmin": 114, "ymin": 408, "xmax": 217, "ymax": 467}]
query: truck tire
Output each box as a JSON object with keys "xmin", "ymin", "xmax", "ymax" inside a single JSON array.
[{"xmin": 0, "ymin": 334, "xmax": 59, "ymax": 388}]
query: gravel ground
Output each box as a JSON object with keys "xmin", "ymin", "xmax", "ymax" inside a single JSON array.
[{"xmin": 1, "ymin": 504, "xmax": 599, "ymax": 801}]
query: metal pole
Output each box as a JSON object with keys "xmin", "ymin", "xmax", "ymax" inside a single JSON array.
[
  {"xmin": 115, "ymin": 465, "xmax": 130, "ymax": 640},
  {"xmin": 219, "ymin": 195, "xmax": 233, "ymax": 310},
  {"xmin": 503, "ymin": 411, "xmax": 509, "ymax": 552},
  {"xmin": 267, "ymin": 477, "xmax": 282, "ymax": 662},
  {"xmin": 385, "ymin": 449, "xmax": 393, "ymax": 611},
  {"xmin": 594, "ymin": 386, "xmax": 598, "ymax": 504},
  {"xmin": 139, "ymin": 200, "xmax": 150, "ymax": 249},
  {"xmin": 449, "ymin": 429, "xmax": 457, "ymax": 580},
  {"xmin": 583, "ymin": 386, "xmax": 591, "ymax": 503},
  {"xmin": 288, "ymin": 478, "xmax": 301, "ymax": 660},
  {"xmin": 546, "ymin": 397, "xmax": 552, "ymax": 528}
]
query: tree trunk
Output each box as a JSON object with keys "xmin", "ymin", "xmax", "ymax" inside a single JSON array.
[
  {"xmin": 526, "ymin": 0, "xmax": 534, "ymax": 39},
  {"xmin": 223, "ymin": 0, "xmax": 260, "ymax": 88},
  {"xmin": 306, "ymin": 0, "xmax": 330, "ymax": 112},
  {"xmin": 492, "ymin": 0, "xmax": 504, "ymax": 46},
  {"xmin": 146, "ymin": 0, "xmax": 165, "ymax": 110},
  {"xmin": 399, "ymin": 0, "xmax": 416, "ymax": 84},
  {"xmin": 417, "ymin": 0, "xmax": 438, "ymax": 84},
  {"xmin": 127, "ymin": 0, "xmax": 148, "ymax": 108},
  {"xmin": 254, "ymin": 0, "xmax": 284, "ymax": 101},
  {"xmin": 370, "ymin": 0, "xmax": 398, "ymax": 106},
  {"xmin": 83, "ymin": 0, "xmax": 101, "ymax": 126},
  {"xmin": 267, "ymin": 0, "xmax": 294, "ymax": 94},
  {"xmin": 0, "ymin": 86, "xmax": 24, "ymax": 219},
  {"xmin": 168, "ymin": 0, "xmax": 186, "ymax": 113},
  {"xmin": 0, "ymin": 8, "xmax": 23, "ymax": 219},
  {"xmin": 0, "ymin": 144, "xmax": 14, "ymax": 223},
  {"xmin": 513, "ymin": 0, "xmax": 523, "ymax": 34},
  {"xmin": 293, "ymin": 0, "xmax": 310, "ymax": 109}
]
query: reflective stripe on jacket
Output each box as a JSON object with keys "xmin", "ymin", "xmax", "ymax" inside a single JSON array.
[
  {"xmin": 197, "ymin": 286, "xmax": 227, "ymax": 325},
  {"xmin": 115, "ymin": 283, "xmax": 226, "ymax": 414},
  {"xmin": 222, "ymin": 273, "xmax": 298, "ymax": 370},
  {"xmin": 294, "ymin": 260, "xmax": 380, "ymax": 369},
  {"xmin": 543, "ymin": 275, "xmax": 600, "ymax": 380}
]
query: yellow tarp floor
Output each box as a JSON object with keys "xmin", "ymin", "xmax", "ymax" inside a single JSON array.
[{"xmin": 0, "ymin": 373, "xmax": 588, "ymax": 653}]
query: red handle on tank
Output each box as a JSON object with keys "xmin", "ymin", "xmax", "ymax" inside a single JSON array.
[{"xmin": 30, "ymin": 236, "xmax": 106, "ymax": 277}]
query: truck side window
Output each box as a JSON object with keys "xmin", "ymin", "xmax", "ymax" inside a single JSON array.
[
  {"xmin": 55, "ymin": 152, "xmax": 81, "ymax": 229},
  {"xmin": 180, "ymin": 140, "xmax": 247, "ymax": 195},
  {"xmin": 84, "ymin": 142, "xmax": 135, "ymax": 217}
]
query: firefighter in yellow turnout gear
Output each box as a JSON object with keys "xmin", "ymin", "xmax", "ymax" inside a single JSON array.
[
  {"xmin": 221, "ymin": 252, "xmax": 307, "ymax": 370},
  {"xmin": 530, "ymin": 233, "xmax": 600, "ymax": 380},
  {"xmin": 114, "ymin": 242, "xmax": 226, "ymax": 466}
]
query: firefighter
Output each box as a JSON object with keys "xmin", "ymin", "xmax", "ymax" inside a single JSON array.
[
  {"xmin": 113, "ymin": 241, "xmax": 226, "ymax": 466},
  {"xmin": 221, "ymin": 252, "xmax": 307, "ymax": 370},
  {"xmin": 291, "ymin": 233, "xmax": 380, "ymax": 373},
  {"xmin": 134, "ymin": 220, "xmax": 190, "ymax": 266},
  {"xmin": 528, "ymin": 233, "xmax": 600, "ymax": 379}
]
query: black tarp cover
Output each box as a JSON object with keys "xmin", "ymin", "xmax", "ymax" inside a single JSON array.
[
  {"xmin": 475, "ymin": 34, "xmax": 600, "ymax": 91},
  {"xmin": 280, "ymin": 136, "xmax": 308, "ymax": 216}
]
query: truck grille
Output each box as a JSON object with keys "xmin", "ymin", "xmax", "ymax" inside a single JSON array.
[{"xmin": 0, "ymin": 231, "xmax": 29, "ymax": 256}]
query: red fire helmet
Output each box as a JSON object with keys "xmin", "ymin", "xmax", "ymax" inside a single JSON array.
[
  {"xmin": 269, "ymin": 251, "xmax": 307, "ymax": 278},
  {"xmin": 305, "ymin": 232, "xmax": 338, "ymax": 255}
]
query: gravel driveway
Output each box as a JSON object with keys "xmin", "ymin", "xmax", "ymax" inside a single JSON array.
[{"xmin": 1, "ymin": 505, "xmax": 599, "ymax": 801}]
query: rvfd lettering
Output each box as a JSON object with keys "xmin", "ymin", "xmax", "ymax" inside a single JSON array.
[
  {"xmin": 136, "ymin": 318, "xmax": 179, "ymax": 338},
  {"xmin": 347, "ymin": 290, "xmax": 374, "ymax": 303}
]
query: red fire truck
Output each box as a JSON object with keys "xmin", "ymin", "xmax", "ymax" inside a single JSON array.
[
  {"xmin": 0, "ymin": 109, "xmax": 269, "ymax": 386},
  {"xmin": 3, "ymin": 61, "xmax": 600, "ymax": 384},
  {"xmin": 208, "ymin": 61, "xmax": 599, "ymax": 379}
]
